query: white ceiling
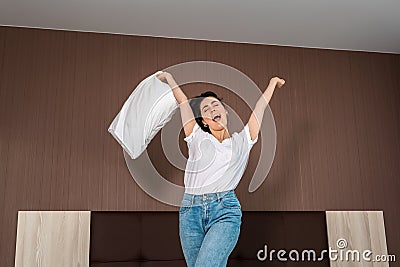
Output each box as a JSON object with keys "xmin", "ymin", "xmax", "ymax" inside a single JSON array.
[{"xmin": 1, "ymin": 0, "xmax": 400, "ymax": 54}]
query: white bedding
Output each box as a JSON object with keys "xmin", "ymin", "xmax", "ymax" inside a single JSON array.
[{"xmin": 108, "ymin": 71, "xmax": 179, "ymax": 159}]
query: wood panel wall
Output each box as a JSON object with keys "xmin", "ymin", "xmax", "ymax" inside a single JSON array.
[{"xmin": 0, "ymin": 26, "xmax": 399, "ymax": 266}]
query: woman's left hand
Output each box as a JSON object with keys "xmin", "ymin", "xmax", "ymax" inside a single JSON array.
[{"xmin": 269, "ymin": 77, "xmax": 286, "ymax": 88}]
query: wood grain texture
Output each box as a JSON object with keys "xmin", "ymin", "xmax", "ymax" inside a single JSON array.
[
  {"xmin": 326, "ymin": 211, "xmax": 389, "ymax": 267},
  {"xmin": 15, "ymin": 211, "xmax": 91, "ymax": 267},
  {"xmin": 0, "ymin": 25, "xmax": 399, "ymax": 266}
]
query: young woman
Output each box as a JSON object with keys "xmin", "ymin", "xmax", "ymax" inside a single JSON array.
[{"xmin": 156, "ymin": 71, "xmax": 285, "ymax": 267}]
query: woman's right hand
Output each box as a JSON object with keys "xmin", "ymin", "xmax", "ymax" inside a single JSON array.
[{"xmin": 156, "ymin": 71, "xmax": 173, "ymax": 84}]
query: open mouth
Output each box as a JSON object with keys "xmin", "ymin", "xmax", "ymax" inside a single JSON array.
[{"xmin": 212, "ymin": 114, "xmax": 221, "ymax": 122}]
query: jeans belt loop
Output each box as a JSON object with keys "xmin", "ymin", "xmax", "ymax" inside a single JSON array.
[{"xmin": 216, "ymin": 192, "xmax": 222, "ymax": 202}]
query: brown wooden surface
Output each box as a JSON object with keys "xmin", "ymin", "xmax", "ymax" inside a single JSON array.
[{"xmin": 0, "ymin": 26, "xmax": 399, "ymax": 266}]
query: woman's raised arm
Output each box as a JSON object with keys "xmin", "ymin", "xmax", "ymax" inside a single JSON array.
[
  {"xmin": 247, "ymin": 77, "xmax": 286, "ymax": 141},
  {"xmin": 156, "ymin": 72, "xmax": 196, "ymax": 137}
]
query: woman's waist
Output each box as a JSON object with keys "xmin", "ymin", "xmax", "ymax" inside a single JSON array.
[{"xmin": 182, "ymin": 189, "xmax": 236, "ymax": 204}]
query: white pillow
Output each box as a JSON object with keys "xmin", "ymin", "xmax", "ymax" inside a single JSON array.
[{"xmin": 108, "ymin": 71, "xmax": 179, "ymax": 159}]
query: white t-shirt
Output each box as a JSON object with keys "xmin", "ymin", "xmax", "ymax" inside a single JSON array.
[{"xmin": 183, "ymin": 123, "xmax": 258, "ymax": 194}]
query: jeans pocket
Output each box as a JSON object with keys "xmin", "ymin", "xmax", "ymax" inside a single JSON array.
[
  {"xmin": 220, "ymin": 196, "xmax": 241, "ymax": 209},
  {"xmin": 179, "ymin": 199, "xmax": 192, "ymax": 215}
]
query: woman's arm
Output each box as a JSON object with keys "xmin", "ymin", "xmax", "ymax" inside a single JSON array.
[
  {"xmin": 247, "ymin": 77, "xmax": 285, "ymax": 141},
  {"xmin": 156, "ymin": 72, "xmax": 196, "ymax": 137}
]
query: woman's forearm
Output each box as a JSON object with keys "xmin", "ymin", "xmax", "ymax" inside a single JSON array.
[
  {"xmin": 166, "ymin": 76, "xmax": 188, "ymax": 104},
  {"xmin": 260, "ymin": 81, "xmax": 277, "ymax": 109},
  {"xmin": 252, "ymin": 81, "xmax": 277, "ymax": 125},
  {"xmin": 165, "ymin": 75, "xmax": 195, "ymax": 129},
  {"xmin": 247, "ymin": 80, "xmax": 279, "ymax": 141}
]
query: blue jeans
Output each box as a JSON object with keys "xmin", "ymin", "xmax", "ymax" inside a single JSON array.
[{"xmin": 179, "ymin": 189, "xmax": 242, "ymax": 267}]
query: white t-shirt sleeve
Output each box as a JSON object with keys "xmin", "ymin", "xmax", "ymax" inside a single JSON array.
[
  {"xmin": 183, "ymin": 123, "xmax": 201, "ymax": 143},
  {"xmin": 243, "ymin": 123, "xmax": 258, "ymax": 147}
]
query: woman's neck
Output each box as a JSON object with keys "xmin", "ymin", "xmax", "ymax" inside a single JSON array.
[{"xmin": 210, "ymin": 128, "xmax": 230, "ymax": 143}]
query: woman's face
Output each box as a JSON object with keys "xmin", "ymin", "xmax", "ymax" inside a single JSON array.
[{"xmin": 200, "ymin": 96, "xmax": 228, "ymax": 131}]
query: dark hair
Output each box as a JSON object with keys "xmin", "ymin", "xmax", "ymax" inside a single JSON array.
[{"xmin": 189, "ymin": 91, "xmax": 226, "ymax": 133}]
